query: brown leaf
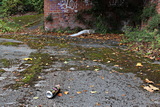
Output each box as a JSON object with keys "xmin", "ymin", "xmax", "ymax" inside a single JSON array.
[
  {"xmin": 57, "ymin": 93, "xmax": 63, "ymax": 97},
  {"xmin": 83, "ymin": 90, "xmax": 88, "ymax": 92}
]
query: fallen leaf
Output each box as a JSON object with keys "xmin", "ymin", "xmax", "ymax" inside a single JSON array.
[
  {"xmin": 93, "ymin": 60, "xmax": 97, "ymax": 62},
  {"xmin": 105, "ymin": 91, "xmax": 109, "ymax": 94},
  {"xmin": 90, "ymin": 91, "xmax": 97, "ymax": 94},
  {"xmin": 89, "ymin": 85, "xmax": 94, "ymax": 87},
  {"xmin": 114, "ymin": 65, "xmax": 119, "ymax": 67},
  {"xmin": 64, "ymin": 91, "xmax": 69, "ymax": 95},
  {"xmin": 122, "ymin": 94, "xmax": 126, "ymax": 96},
  {"xmin": 143, "ymin": 86, "xmax": 154, "ymax": 92},
  {"xmin": 107, "ymin": 61, "xmax": 111, "ymax": 63},
  {"xmin": 149, "ymin": 85, "xmax": 159, "ymax": 91},
  {"xmin": 23, "ymin": 58, "xmax": 32, "ymax": 61},
  {"xmin": 145, "ymin": 78, "xmax": 154, "ymax": 84},
  {"xmin": 33, "ymin": 97, "xmax": 39, "ymax": 99},
  {"xmin": 57, "ymin": 93, "xmax": 63, "ymax": 97},
  {"xmin": 76, "ymin": 91, "xmax": 82, "ymax": 94},
  {"xmin": 94, "ymin": 69, "xmax": 99, "ymax": 72},
  {"xmin": 69, "ymin": 96, "xmax": 74, "ymax": 99},
  {"xmin": 83, "ymin": 90, "xmax": 88, "ymax": 92},
  {"xmin": 64, "ymin": 61, "xmax": 68, "ymax": 64},
  {"xmin": 136, "ymin": 63, "xmax": 143, "ymax": 67},
  {"xmin": 95, "ymin": 102, "xmax": 101, "ymax": 106}
]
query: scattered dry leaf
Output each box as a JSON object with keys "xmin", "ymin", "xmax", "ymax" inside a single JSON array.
[
  {"xmin": 105, "ymin": 91, "xmax": 109, "ymax": 94},
  {"xmin": 114, "ymin": 65, "xmax": 119, "ymax": 67},
  {"xmin": 33, "ymin": 97, "xmax": 39, "ymax": 99},
  {"xmin": 149, "ymin": 85, "xmax": 159, "ymax": 91},
  {"xmin": 143, "ymin": 86, "xmax": 154, "ymax": 92},
  {"xmin": 23, "ymin": 58, "xmax": 32, "ymax": 61},
  {"xmin": 83, "ymin": 90, "xmax": 88, "ymax": 92},
  {"xmin": 76, "ymin": 91, "xmax": 82, "ymax": 94},
  {"xmin": 136, "ymin": 63, "xmax": 143, "ymax": 67},
  {"xmin": 122, "ymin": 94, "xmax": 126, "ymax": 96},
  {"xmin": 57, "ymin": 93, "xmax": 63, "ymax": 97},
  {"xmin": 94, "ymin": 69, "xmax": 99, "ymax": 72},
  {"xmin": 143, "ymin": 85, "xmax": 159, "ymax": 92},
  {"xmin": 64, "ymin": 61, "xmax": 68, "ymax": 64},
  {"xmin": 64, "ymin": 91, "xmax": 69, "ymax": 95},
  {"xmin": 90, "ymin": 91, "xmax": 97, "ymax": 94},
  {"xmin": 90, "ymin": 85, "xmax": 94, "ymax": 87},
  {"xmin": 95, "ymin": 103, "xmax": 101, "ymax": 106},
  {"xmin": 145, "ymin": 78, "xmax": 154, "ymax": 84}
]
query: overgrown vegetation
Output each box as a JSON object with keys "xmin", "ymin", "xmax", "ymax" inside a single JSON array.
[
  {"xmin": 0, "ymin": 14, "xmax": 43, "ymax": 33},
  {"xmin": 1, "ymin": 0, "xmax": 43, "ymax": 16},
  {"xmin": 16, "ymin": 53, "xmax": 55, "ymax": 86}
]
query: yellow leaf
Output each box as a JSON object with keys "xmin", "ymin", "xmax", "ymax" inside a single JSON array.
[
  {"xmin": 23, "ymin": 58, "xmax": 32, "ymax": 61},
  {"xmin": 33, "ymin": 97, "xmax": 39, "ymax": 99},
  {"xmin": 95, "ymin": 103, "xmax": 101, "ymax": 106},
  {"xmin": 145, "ymin": 78, "xmax": 154, "ymax": 84},
  {"xmin": 136, "ymin": 63, "xmax": 143, "ymax": 67},
  {"xmin": 76, "ymin": 91, "xmax": 82, "ymax": 94},
  {"xmin": 143, "ymin": 86, "xmax": 154, "ymax": 92},
  {"xmin": 149, "ymin": 85, "xmax": 159, "ymax": 91},
  {"xmin": 64, "ymin": 91, "xmax": 69, "ymax": 95},
  {"xmin": 89, "ymin": 85, "xmax": 94, "ymax": 87},
  {"xmin": 90, "ymin": 91, "xmax": 97, "ymax": 94},
  {"xmin": 64, "ymin": 61, "xmax": 68, "ymax": 64}
]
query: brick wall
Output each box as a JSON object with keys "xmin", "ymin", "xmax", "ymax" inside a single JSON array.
[{"xmin": 44, "ymin": 0, "xmax": 92, "ymax": 30}]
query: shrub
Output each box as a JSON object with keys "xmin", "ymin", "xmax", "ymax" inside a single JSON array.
[
  {"xmin": 147, "ymin": 14, "xmax": 160, "ymax": 32},
  {"xmin": 123, "ymin": 26, "xmax": 159, "ymax": 43},
  {"xmin": 2, "ymin": 0, "xmax": 24, "ymax": 15},
  {"xmin": 1, "ymin": 0, "xmax": 43, "ymax": 16},
  {"xmin": 141, "ymin": 3, "xmax": 157, "ymax": 21}
]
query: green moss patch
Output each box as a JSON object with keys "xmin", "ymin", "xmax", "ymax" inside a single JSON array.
[{"xmin": 12, "ymin": 14, "xmax": 43, "ymax": 26}]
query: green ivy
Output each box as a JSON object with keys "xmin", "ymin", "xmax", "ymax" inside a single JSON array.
[
  {"xmin": 141, "ymin": 3, "xmax": 157, "ymax": 21},
  {"xmin": 147, "ymin": 14, "xmax": 160, "ymax": 32}
]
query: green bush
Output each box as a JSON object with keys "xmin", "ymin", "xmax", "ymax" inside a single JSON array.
[
  {"xmin": 123, "ymin": 26, "xmax": 159, "ymax": 43},
  {"xmin": 141, "ymin": 3, "xmax": 157, "ymax": 21},
  {"xmin": 147, "ymin": 14, "xmax": 160, "ymax": 32},
  {"xmin": 1, "ymin": 0, "xmax": 43, "ymax": 16},
  {"xmin": 2, "ymin": 0, "xmax": 24, "ymax": 15}
]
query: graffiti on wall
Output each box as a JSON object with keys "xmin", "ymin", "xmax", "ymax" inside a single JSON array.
[
  {"xmin": 58, "ymin": 0, "xmax": 78, "ymax": 13},
  {"xmin": 56, "ymin": 0, "xmax": 92, "ymax": 13}
]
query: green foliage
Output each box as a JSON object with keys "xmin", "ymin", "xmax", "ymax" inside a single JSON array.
[
  {"xmin": 124, "ymin": 27, "xmax": 159, "ymax": 42},
  {"xmin": 1, "ymin": 0, "xmax": 43, "ymax": 16},
  {"xmin": 95, "ymin": 15, "xmax": 108, "ymax": 34},
  {"xmin": 30, "ymin": 0, "xmax": 44, "ymax": 13},
  {"xmin": 45, "ymin": 14, "xmax": 53, "ymax": 22},
  {"xmin": 123, "ymin": 26, "xmax": 160, "ymax": 49},
  {"xmin": 141, "ymin": 3, "xmax": 157, "ymax": 21},
  {"xmin": 147, "ymin": 14, "xmax": 160, "ymax": 32},
  {"xmin": 0, "ymin": 19, "xmax": 21, "ymax": 33}
]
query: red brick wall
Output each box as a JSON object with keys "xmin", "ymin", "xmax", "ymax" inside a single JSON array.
[{"xmin": 44, "ymin": 0, "xmax": 92, "ymax": 30}]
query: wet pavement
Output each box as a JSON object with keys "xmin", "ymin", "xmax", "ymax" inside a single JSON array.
[{"xmin": 0, "ymin": 35, "xmax": 160, "ymax": 107}]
